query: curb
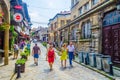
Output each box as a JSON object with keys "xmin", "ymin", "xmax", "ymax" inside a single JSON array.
[
  {"xmin": 74, "ymin": 60, "xmax": 115, "ymax": 80},
  {"xmin": 10, "ymin": 72, "xmax": 16, "ymax": 80},
  {"xmin": 0, "ymin": 65, "xmax": 5, "ymax": 67},
  {"xmin": 113, "ymin": 67, "xmax": 120, "ymax": 71}
]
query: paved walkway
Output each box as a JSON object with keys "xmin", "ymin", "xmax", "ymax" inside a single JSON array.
[
  {"xmin": 13, "ymin": 42, "xmax": 110, "ymax": 80},
  {"xmin": 0, "ymin": 46, "xmax": 27, "ymax": 80},
  {"xmin": 0, "ymin": 56, "xmax": 16, "ymax": 80}
]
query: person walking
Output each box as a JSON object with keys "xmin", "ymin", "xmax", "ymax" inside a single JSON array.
[
  {"xmin": 60, "ymin": 43, "xmax": 68, "ymax": 68},
  {"xmin": 13, "ymin": 43, "xmax": 19, "ymax": 59},
  {"xmin": 46, "ymin": 44, "xmax": 56, "ymax": 71},
  {"xmin": 27, "ymin": 42, "xmax": 31, "ymax": 55},
  {"xmin": 19, "ymin": 40, "xmax": 26, "ymax": 52},
  {"xmin": 67, "ymin": 41, "xmax": 75, "ymax": 67},
  {"xmin": 32, "ymin": 43, "xmax": 41, "ymax": 66}
]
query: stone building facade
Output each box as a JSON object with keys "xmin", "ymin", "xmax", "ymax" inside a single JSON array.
[
  {"xmin": 48, "ymin": 11, "xmax": 71, "ymax": 46},
  {"xmin": 59, "ymin": 0, "xmax": 120, "ymax": 65}
]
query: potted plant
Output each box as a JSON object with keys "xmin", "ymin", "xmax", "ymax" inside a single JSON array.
[
  {"xmin": 20, "ymin": 48, "xmax": 29, "ymax": 60},
  {"xmin": 15, "ymin": 59, "xmax": 26, "ymax": 73},
  {"xmin": 20, "ymin": 52, "xmax": 28, "ymax": 60}
]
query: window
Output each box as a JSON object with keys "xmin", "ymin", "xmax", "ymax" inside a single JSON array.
[
  {"xmin": 92, "ymin": 0, "xmax": 99, "ymax": 5},
  {"xmin": 54, "ymin": 22, "xmax": 57, "ymax": 29},
  {"xmin": 84, "ymin": 2, "xmax": 89, "ymax": 11},
  {"xmin": 73, "ymin": 15, "xmax": 76, "ymax": 19},
  {"xmin": 82, "ymin": 21, "xmax": 91, "ymax": 39},
  {"xmin": 103, "ymin": 10, "xmax": 120, "ymax": 26},
  {"xmin": 66, "ymin": 20, "xmax": 71, "ymax": 24},
  {"xmin": 79, "ymin": 7, "xmax": 83, "ymax": 15},
  {"xmin": 71, "ymin": 0, "xmax": 74, "ymax": 7},
  {"xmin": 71, "ymin": 28, "xmax": 77, "ymax": 40},
  {"xmin": 71, "ymin": 0, "xmax": 78, "ymax": 8},
  {"xmin": 51, "ymin": 24, "xmax": 53, "ymax": 30},
  {"xmin": 61, "ymin": 20, "xmax": 65, "ymax": 26}
]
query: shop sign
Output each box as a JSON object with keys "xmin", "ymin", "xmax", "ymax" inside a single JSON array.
[
  {"xmin": 13, "ymin": 13, "xmax": 23, "ymax": 22},
  {"xmin": 14, "ymin": 5, "xmax": 22, "ymax": 10}
]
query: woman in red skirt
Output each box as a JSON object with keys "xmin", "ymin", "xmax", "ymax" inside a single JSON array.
[{"xmin": 46, "ymin": 44, "xmax": 56, "ymax": 71}]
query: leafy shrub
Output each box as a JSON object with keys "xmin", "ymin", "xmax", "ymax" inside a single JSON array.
[
  {"xmin": 16, "ymin": 59, "xmax": 26, "ymax": 64},
  {"xmin": 20, "ymin": 48, "xmax": 30, "ymax": 56},
  {"xmin": 20, "ymin": 52, "xmax": 29, "ymax": 56},
  {"xmin": 42, "ymin": 42, "xmax": 47, "ymax": 47}
]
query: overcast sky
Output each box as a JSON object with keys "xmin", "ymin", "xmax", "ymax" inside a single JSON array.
[{"xmin": 23, "ymin": 0, "xmax": 71, "ymax": 28}]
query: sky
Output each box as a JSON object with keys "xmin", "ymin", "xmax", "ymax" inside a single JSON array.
[{"xmin": 23, "ymin": 0, "xmax": 71, "ymax": 28}]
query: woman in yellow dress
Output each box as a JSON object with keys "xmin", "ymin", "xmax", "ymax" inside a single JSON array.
[{"xmin": 60, "ymin": 43, "xmax": 68, "ymax": 68}]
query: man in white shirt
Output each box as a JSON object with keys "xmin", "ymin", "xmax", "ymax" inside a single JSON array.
[{"xmin": 67, "ymin": 41, "xmax": 75, "ymax": 67}]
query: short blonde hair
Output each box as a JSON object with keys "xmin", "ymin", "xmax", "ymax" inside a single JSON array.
[{"xmin": 62, "ymin": 43, "xmax": 67, "ymax": 47}]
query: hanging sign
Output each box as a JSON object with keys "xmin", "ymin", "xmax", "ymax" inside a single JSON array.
[
  {"xmin": 14, "ymin": 5, "xmax": 22, "ymax": 10},
  {"xmin": 13, "ymin": 13, "xmax": 23, "ymax": 22}
]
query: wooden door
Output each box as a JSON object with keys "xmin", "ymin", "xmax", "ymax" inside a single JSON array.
[
  {"xmin": 102, "ymin": 24, "xmax": 120, "ymax": 64},
  {"xmin": 102, "ymin": 26, "xmax": 112, "ymax": 56},
  {"xmin": 112, "ymin": 25, "xmax": 120, "ymax": 64}
]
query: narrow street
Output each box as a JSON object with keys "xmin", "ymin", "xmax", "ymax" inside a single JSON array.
[
  {"xmin": 14, "ymin": 42, "xmax": 109, "ymax": 80},
  {"xmin": 1, "ymin": 0, "xmax": 120, "ymax": 80}
]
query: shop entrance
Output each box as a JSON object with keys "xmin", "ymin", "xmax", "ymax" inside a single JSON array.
[
  {"xmin": 102, "ymin": 10, "xmax": 120, "ymax": 66},
  {"xmin": 102, "ymin": 24, "xmax": 120, "ymax": 65}
]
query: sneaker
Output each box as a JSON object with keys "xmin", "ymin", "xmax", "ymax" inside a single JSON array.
[
  {"xmin": 70, "ymin": 65, "xmax": 73, "ymax": 68},
  {"xmin": 36, "ymin": 62, "xmax": 38, "ymax": 66},
  {"xmin": 50, "ymin": 68, "xmax": 53, "ymax": 71},
  {"xmin": 64, "ymin": 67, "xmax": 67, "ymax": 69}
]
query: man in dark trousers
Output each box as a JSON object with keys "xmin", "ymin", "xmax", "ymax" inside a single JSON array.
[
  {"xmin": 67, "ymin": 41, "xmax": 75, "ymax": 67},
  {"xmin": 32, "ymin": 43, "xmax": 41, "ymax": 66}
]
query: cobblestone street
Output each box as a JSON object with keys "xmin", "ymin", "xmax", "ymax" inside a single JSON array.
[
  {"xmin": 1, "ymin": 0, "xmax": 120, "ymax": 80},
  {"xmin": 13, "ymin": 42, "xmax": 110, "ymax": 80}
]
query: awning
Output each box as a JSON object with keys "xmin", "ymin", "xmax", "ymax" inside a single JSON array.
[
  {"xmin": 19, "ymin": 32, "xmax": 30, "ymax": 39},
  {"xmin": 23, "ymin": 20, "xmax": 28, "ymax": 27}
]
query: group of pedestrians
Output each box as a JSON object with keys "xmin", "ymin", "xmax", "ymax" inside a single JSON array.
[
  {"xmin": 13, "ymin": 40, "xmax": 31, "ymax": 59},
  {"xmin": 32, "ymin": 41, "xmax": 75, "ymax": 71}
]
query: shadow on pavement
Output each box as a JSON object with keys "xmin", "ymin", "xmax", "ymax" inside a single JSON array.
[
  {"xmin": 29, "ymin": 64, "xmax": 37, "ymax": 67},
  {"xmin": 59, "ymin": 67, "xmax": 66, "ymax": 71},
  {"xmin": 44, "ymin": 69, "xmax": 52, "ymax": 73}
]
